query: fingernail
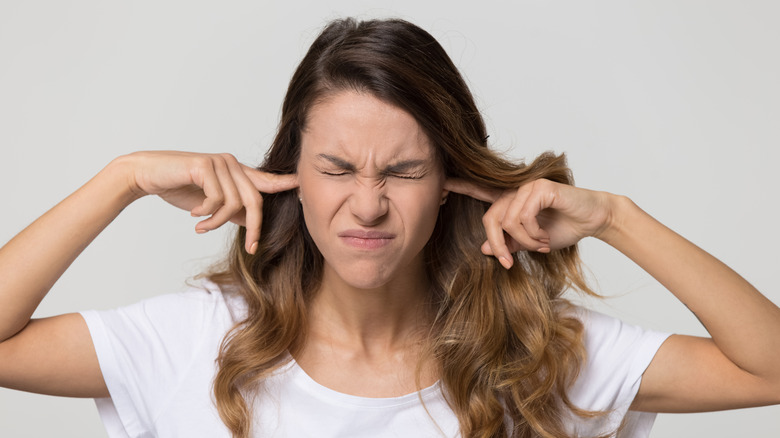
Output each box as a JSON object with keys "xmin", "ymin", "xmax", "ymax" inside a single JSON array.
[
  {"xmin": 196, "ymin": 228, "xmax": 208, "ymax": 234},
  {"xmin": 499, "ymin": 255, "xmax": 513, "ymax": 269},
  {"xmin": 249, "ymin": 241, "xmax": 258, "ymax": 254},
  {"xmin": 538, "ymin": 246, "xmax": 550, "ymax": 253}
]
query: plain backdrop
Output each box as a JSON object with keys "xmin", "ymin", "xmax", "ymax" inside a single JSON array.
[{"xmin": 1, "ymin": 1, "xmax": 779, "ymax": 436}]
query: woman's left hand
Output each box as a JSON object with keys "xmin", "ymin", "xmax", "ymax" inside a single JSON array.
[
  {"xmin": 444, "ymin": 178, "xmax": 615, "ymax": 269},
  {"xmin": 451, "ymin": 178, "xmax": 780, "ymax": 413}
]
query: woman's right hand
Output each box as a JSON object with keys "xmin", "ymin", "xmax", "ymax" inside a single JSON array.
[{"xmin": 119, "ymin": 151, "xmax": 299, "ymax": 254}]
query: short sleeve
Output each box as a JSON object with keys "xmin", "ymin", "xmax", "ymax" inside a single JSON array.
[
  {"xmin": 80, "ymin": 282, "xmax": 238, "ymax": 437},
  {"xmin": 565, "ymin": 307, "xmax": 672, "ymax": 438}
]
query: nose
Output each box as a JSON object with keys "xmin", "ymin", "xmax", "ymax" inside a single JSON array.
[{"xmin": 349, "ymin": 180, "xmax": 389, "ymax": 225}]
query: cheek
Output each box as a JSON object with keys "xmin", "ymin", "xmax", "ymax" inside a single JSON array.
[
  {"xmin": 393, "ymin": 185, "xmax": 443, "ymax": 234},
  {"xmin": 298, "ymin": 176, "xmax": 347, "ymax": 231}
]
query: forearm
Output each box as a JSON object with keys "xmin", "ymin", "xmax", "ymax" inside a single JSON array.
[
  {"xmin": 599, "ymin": 195, "xmax": 780, "ymax": 379},
  {"xmin": 0, "ymin": 157, "xmax": 141, "ymax": 341}
]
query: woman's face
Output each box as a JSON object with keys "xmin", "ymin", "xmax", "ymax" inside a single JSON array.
[{"xmin": 297, "ymin": 91, "xmax": 446, "ymax": 290}]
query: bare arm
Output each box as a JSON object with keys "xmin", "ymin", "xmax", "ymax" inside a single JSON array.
[
  {"xmin": 445, "ymin": 178, "xmax": 780, "ymax": 412},
  {"xmin": 0, "ymin": 159, "xmax": 137, "ymax": 344},
  {"xmin": 0, "ymin": 159, "xmax": 136, "ymax": 397},
  {"xmin": 0, "ymin": 152, "xmax": 297, "ymax": 397},
  {"xmin": 603, "ymin": 196, "xmax": 780, "ymax": 412}
]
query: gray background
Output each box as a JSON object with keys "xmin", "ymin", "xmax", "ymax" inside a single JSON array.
[{"xmin": 1, "ymin": 0, "xmax": 779, "ymax": 436}]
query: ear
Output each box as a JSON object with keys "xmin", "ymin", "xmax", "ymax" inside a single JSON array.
[{"xmin": 440, "ymin": 187, "xmax": 449, "ymax": 206}]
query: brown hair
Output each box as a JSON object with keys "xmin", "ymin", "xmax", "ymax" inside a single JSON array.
[{"xmin": 209, "ymin": 18, "xmax": 601, "ymax": 437}]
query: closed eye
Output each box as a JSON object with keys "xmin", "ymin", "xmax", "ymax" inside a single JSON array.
[
  {"xmin": 384, "ymin": 171, "xmax": 426, "ymax": 180},
  {"xmin": 321, "ymin": 170, "xmax": 350, "ymax": 177},
  {"xmin": 390, "ymin": 174, "xmax": 424, "ymax": 180}
]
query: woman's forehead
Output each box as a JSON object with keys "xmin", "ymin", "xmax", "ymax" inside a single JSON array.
[{"xmin": 300, "ymin": 91, "xmax": 436, "ymax": 166}]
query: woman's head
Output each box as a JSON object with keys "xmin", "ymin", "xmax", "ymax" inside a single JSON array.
[{"xmin": 259, "ymin": 17, "xmax": 530, "ymax": 289}]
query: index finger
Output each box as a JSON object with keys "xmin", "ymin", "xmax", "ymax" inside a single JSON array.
[
  {"xmin": 243, "ymin": 167, "xmax": 299, "ymax": 194},
  {"xmin": 444, "ymin": 178, "xmax": 502, "ymax": 203}
]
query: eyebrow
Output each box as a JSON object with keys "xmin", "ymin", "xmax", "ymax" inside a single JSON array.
[
  {"xmin": 316, "ymin": 154, "xmax": 429, "ymax": 173},
  {"xmin": 384, "ymin": 159, "xmax": 428, "ymax": 174},
  {"xmin": 317, "ymin": 154, "xmax": 356, "ymax": 171}
]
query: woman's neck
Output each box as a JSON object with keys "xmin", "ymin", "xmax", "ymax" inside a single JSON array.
[
  {"xmin": 308, "ymin": 261, "xmax": 433, "ymax": 355},
  {"xmin": 294, "ymin": 258, "xmax": 439, "ymax": 397}
]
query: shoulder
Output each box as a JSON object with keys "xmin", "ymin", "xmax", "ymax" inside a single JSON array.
[
  {"xmin": 562, "ymin": 306, "xmax": 672, "ymax": 436},
  {"xmin": 87, "ymin": 278, "xmax": 245, "ymax": 320},
  {"xmin": 567, "ymin": 306, "xmax": 670, "ymax": 358},
  {"xmin": 564, "ymin": 305, "xmax": 672, "ymax": 400},
  {"xmin": 80, "ymin": 279, "xmax": 247, "ymax": 360}
]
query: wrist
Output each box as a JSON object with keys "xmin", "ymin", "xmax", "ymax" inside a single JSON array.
[
  {"xmin": 594, "ymin": 193, "xmax": 637, "ymax": 246},
  {"xmin": 100, "ymin": 154, "xmax": 148, "ymax": 205}
]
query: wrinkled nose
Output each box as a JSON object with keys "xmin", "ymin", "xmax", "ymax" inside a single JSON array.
[{"xmin": 349, "ymin": 181, "xmax": 389, "ymax": 225}]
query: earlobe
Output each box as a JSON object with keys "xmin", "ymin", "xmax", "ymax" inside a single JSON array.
[{"xmin": 440, "ymin": 189, "xmax": 449, "ymax": 206}]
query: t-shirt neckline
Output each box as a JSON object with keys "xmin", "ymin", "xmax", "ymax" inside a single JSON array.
[{"xmin": 283, "ymin": 359, "xmax": 443, "ymax": 408}]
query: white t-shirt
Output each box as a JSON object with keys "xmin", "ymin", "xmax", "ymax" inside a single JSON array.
[{"xmin": 80, "ymin": 282, "xmax": 670, "ymax": 438}]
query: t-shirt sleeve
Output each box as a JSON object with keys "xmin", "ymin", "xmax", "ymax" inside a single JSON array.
[
  {"xmin": 566, "ymin": 307, "xmax": 672, "ymax": 438},
  {"xmin": 79, "ymin": 282, "xmax": 235, "ymax": 437}
]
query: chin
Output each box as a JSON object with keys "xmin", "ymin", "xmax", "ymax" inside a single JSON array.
[
  {"xmin": 327, "ymin": 261, "xmax": 396, "ymax": 290},
  {"xmin": 343, "ymin": 273, "xmax": 394, "ymax": 291}
]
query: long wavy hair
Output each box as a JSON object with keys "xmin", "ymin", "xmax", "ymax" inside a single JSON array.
[{"xmin": 208, "ymin": 18, "xmax": 602, "ymax": 438}]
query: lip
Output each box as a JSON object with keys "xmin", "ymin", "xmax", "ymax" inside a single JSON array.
[{"xmin": 338, "ymin": 229, "xmax": 396, "ymax": 249}]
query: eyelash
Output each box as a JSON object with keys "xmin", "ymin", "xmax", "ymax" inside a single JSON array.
[
  {"xmin": 389, "ymin": 173, "xmax": 424, "ymax": 180},
  {"xmin": 320, "ymin": 171, "xmax": 424, "ymax": 180}
]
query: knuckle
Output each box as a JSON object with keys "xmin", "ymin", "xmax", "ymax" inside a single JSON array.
[
  {"xmin": 519, "ymin": 213, "xmax": 534, "ymax": 225},
  {"xmin": 210, "ymin": 191, "xmax": 225, "ymax": 204},
  {"xmin": 212, "ymin": 155, "xmax": 229, "ymax": 169},
  {"xmin": 219, "ymin": 153, "xmax": 238, "ymax": 165},
  {"xmin": 518, "ymin": 206, "xmax": 536, "ymax": 221},
  {"xmin": 537, "ymin": 178, "xmax": 554, "ymax": 193},
  {"xmin": 482, "ymin": 214, "xmax": 497, "ymax": 228},
  {"xmin": 502, "ymin": 220, "xmax": 520, "ymax": 234},
  {"xmin": 223, "ymin": 198, "xmax": 242, "ymax": 211},
  {"xmin": 244, "ymin": 195, "xmax": 261, "ymax": 210}
]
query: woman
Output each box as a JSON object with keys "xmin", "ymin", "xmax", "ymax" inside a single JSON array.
[{"xmin": 1, "ymin": 17, "xmax": 779, "ymax": 438}]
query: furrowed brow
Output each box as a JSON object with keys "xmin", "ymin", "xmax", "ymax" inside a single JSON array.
[{"xmin": 316, "ymin": 154, "xmax": 356, "ymax": 171}]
